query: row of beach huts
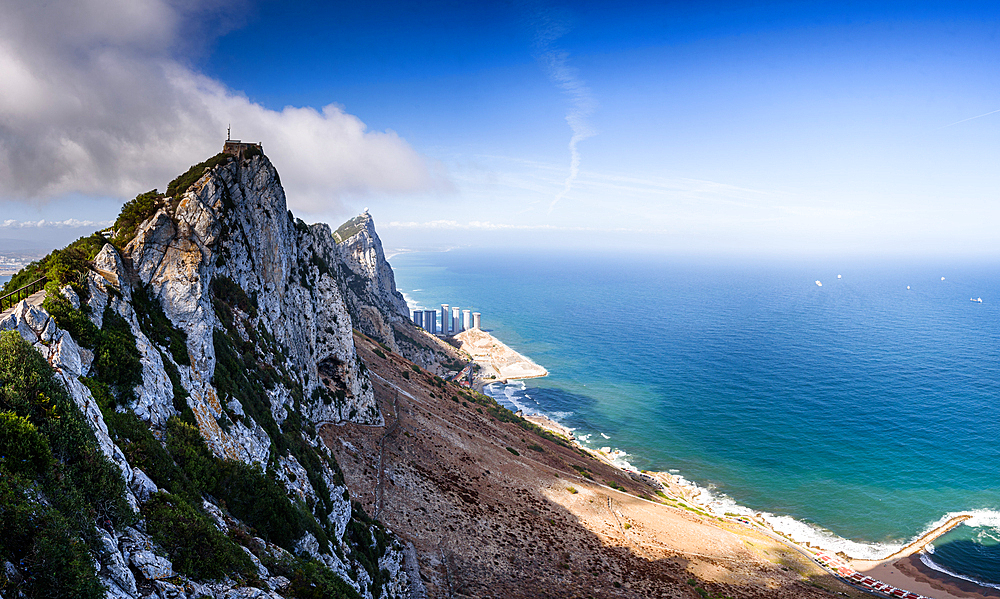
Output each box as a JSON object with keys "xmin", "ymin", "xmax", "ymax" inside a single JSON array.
[{"xmin": 811, "ymin": 551, "xmax": 932, "ymax": 599}]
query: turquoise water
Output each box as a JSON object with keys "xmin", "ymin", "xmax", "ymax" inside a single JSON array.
[{"xmin": 392, "ymin": 249, "xmax": 1000, "ymax": 587}]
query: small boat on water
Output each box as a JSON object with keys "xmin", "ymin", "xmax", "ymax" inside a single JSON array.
[
  {"xmin": 971, "ymin": 297, "xmax": 983, "ymax": 303},
  {"xmin": 815, "ymin": 280, "xmax": 822, "ymax": 287}
]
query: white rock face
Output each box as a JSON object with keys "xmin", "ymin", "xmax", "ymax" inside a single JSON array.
[
  {"xmin": 60, "ymin": 285, "xmax": 80, "ymax": 309},
  {"xmin": 130, "ymin": 467, "xmax": 158, "ymax": 503},
  {"xmin": 3, "ymin": 154, "xmax": 412, "ymax": 598},
  {"xmin": 124, "ymin": 155, "xmax": 379, "ymax": 449},
  {"xmin": 130, "ymin": 550, "xmax": 173, "ymax": 580},
  {"xmin": 335, "ymin": 213, "xmax": 410, "ymax": 352},
  {"xmin": 99, "ymin": 529, "xmax": 138, "ymax": 597}
]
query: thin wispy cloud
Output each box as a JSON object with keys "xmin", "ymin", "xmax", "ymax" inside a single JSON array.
[
  {"xmin": 939, "ymin": 108, "xmax": 1000, "ymax": 129},
  {"xmin": 532, "ymin": 9, "xmax": 597, "ymax": 213}
]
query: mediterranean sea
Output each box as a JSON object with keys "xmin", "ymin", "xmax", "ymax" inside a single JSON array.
[{"xmin": 391, "ymin": 248, "xmax": 1000, "ymax": 588}]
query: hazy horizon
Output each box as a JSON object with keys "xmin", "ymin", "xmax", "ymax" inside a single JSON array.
[{"xmin": 1, "ymin": 1, "xmax": 998, "ymax": 258}]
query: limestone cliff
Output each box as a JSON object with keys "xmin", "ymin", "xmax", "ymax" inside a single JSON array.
[
  {"xmin": 334, "ymin": 213, "xmax": 409, "ymax": 351},
  {"xmin": 0, "ymin": 152, "xmax": 406, "ymax": 599},
  {"xmin": 332, "ymin": 214, "xmax": 466, "ymax": 373}
]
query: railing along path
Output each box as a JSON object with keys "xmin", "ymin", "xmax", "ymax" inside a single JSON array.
[{"xmin": 0, "ymin": 277, "xmax": 46, "ymax": 313}]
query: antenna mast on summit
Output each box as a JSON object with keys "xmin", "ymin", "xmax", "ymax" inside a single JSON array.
[{"xmin": 227, "ymin": 124, "xmax": 231, "ymax": 141}]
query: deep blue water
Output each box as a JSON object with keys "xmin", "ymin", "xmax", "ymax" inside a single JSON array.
[{"xmin": 392, "ymin": 249, "xmax": 1000, "ymax": 586}]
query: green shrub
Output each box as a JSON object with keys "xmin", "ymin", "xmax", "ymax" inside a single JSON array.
[
  {"xmin": 165, "ymin": 153, "xmax": 231, "ymax": 199},
  {"xmin": 241, "ymin": 145, "xmax": 263, "ymax": 160},
  {"xmin": 506, "ymin": 447, "xmax": 519, "ymax": 456},
  {"xmin": 212, "ymin": 275, "xmax": 257, "ymax": 318},
  {"xmin": 527, "ymin": 443, "xmax": 544, "ymax": 452},
  {"xmin": 2, "ymin": 232, "xmax": 107, "ymax": 297},
  {"xmin": 143, "ymin": 492, "xmax": 255, "ymax": 581},
  {"xmin": 0, "ymin": 411, "xmax": 53, "ymax": 477},
  {"xmin": 103, "ymin": 410, "xmax": 199, "ymax": 502},
  {"xmin": 112, "ymin": 190, "xmax": 163, "ymax": 246},
  {"xmin": 271, "ymin": 555, "xmax": 361, "ymax": 599},
  {"xmin": 373, "ymin": 348, "xmax": 386, "ymax": 359},
  {"xmin": 345, "ymin": 503, "xmax": 392, "ymax": 598},
  {"xmin": 0, "ymin": 475, "xmax": 106, "ymax": 599},
  {"xmin": 42, "ymin": 293, "xmax": 100, "ymax": 348},
  {"xmin": 332, "ymin": 216, "xmax": 366, "ymax": 244},
  {"xmin": 165, "ymin": 417, "xmax": 323, "ymax": 552},
  {"xmin": 93, "ymin": 307, "xmax": 142, "ymax": 406},
  {"xmin": 0, "ymin": 331, "xmax": 133, "ymax": 598}
]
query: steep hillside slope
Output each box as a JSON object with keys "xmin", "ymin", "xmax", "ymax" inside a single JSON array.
[
  {"xmin": 330, "ymin": 333, "xmax": 869, "ymax": 599},
  {"xmin": 0, "ymin": 152, "xmax": 408, "ymax": 599}
]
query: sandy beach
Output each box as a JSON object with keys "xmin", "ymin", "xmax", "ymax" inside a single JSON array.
[
  {"xmin": 520, "ymin": 408, "xmax": 998, "ymax": 599},
  {"xmin": 453, "ymin": 327, "xmax": 548, "ymax": 384}
]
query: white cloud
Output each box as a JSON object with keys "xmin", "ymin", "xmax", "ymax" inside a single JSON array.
[
  {"xmin": 0, "ymin": 0, "xmax": 447, "ymax": 213},
  {"xmin": 0, "ymin": 219, "xmax": 113, "ymax": 229}
]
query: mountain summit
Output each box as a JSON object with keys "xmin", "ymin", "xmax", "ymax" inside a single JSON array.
[{"xmin": 1, "ymin": 151, "xmax": 408, "ymax": 598}]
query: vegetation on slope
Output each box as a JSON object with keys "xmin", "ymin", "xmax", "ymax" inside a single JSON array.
[
  {"xmin": 0, "ymin": 331, "xmax": 134, "ymax": 598},
  {"xmin": 2, "ymin": 152, "xmax": 396, "ymax": 598},
  {"xmin": 333, "ymin": 215, "xmax": 366, "ymax": 243},
  {"xmin": 1, "ymin": 232, "xmax": 107, "ymax": 297}
]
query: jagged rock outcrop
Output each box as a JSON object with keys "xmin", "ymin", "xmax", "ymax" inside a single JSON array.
[
  {"xmin": 0, "ymin": 152, "xmax": 408, "ymax": 599},
  {"xmin": 331, "ymin": 214, "xmax": 467, "ymax": 373},
  {"xmin": 334, "ymin": 213, "xmax": 410, "ymax": 352}
]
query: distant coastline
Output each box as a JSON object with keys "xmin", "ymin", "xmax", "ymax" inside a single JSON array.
[{"xmin": 394, "ymin": 249, "xmax": 1000, "ymax": 599}]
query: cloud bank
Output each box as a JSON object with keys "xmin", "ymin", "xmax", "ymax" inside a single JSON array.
[
  {"xmin": 0, "ymin": 0, "xmax": 446, "ymax": 212},
  {"xmin": 1, "ymin": 219, "xmax": 113, "ymax": 229}
]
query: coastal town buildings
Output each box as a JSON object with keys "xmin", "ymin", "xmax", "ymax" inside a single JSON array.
[{"xmin": 411, "ymin": 303, "xmax": 483, "ymax": 336}]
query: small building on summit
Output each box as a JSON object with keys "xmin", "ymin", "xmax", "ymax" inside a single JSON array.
[{"xmin": 223, "ymin": 126, "xmax": 262, "ymax": 158}]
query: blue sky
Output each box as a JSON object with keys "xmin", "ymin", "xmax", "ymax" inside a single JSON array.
[{"xmin": 1, "ymin": 1, "xmax": 999, "ymax": 256}]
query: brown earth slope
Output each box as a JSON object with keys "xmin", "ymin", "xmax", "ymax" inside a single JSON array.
[{"xmin": 322, "ymin": 333, "xmax": 870, "ymax": 599}]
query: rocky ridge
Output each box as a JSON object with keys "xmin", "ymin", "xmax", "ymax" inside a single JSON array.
[
  {"xmin": 0, "ymin": 153, "xmax": 408, "ymax": 599},
  {"xmin": 333, "ymin": 215, "xmax": 465, "ymax": 374}
]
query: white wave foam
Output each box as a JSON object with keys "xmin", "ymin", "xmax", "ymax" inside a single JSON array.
[
  {"xmin": 761, "ymin": 514, "xmax": 904, "ymax": 560},
  {"xmin": 490, "ymin": 382, "xmax": 1000, "ymax": 568},
  {"xmin": 607, "ymin": 449, "xmax": 639, "ymax": 473},
  {"xmin": 670, "ymin": 480, "xmax": 1000, "ymax": 561},
  {"xmin": 399, "ymin": 291, "xmax": 424, "ymax": 312},
  {"xmin": 919, "ymin": 552, "xmax": 1000, "ymax": 591}
]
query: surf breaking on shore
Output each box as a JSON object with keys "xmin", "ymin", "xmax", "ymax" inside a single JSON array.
[{"xmin": 476, "ymin": 342, "xmax": 1000, "ymax": 599}]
